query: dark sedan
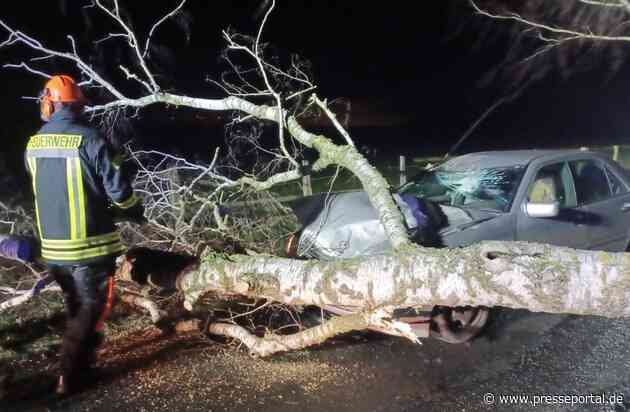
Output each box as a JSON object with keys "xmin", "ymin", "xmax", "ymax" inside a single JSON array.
[
  {"xmin": 400, "ymin": 149, "xmax": 630, "ymax": 252},
  {"xmin": 288, "ymin": 150, "xmax": 630, "ymax": 260},
  {"xmin": 285, "ymin": 149, "xmax": 630, "ymax": 343}
]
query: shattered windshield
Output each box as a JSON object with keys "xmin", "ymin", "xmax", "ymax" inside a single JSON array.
[{"xmin": 399, "ymin": 164, "xmax": 526, "ymax": 212}]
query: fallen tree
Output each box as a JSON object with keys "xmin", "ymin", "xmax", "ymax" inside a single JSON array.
[
  {"xmin": 161, "ymin": 240, "xmax": 626, "ymax": 355},
  {"xmin": 2, "ymin": 0, "xmax": 630, "ymax": 357},
  {"xmin": 177, "ymin": 241, "xmax": 630, "ymax": 317}
]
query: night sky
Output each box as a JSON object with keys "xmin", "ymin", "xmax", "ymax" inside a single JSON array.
[{"xmin": 2, "ymin": 0, "xmax": 630, "ymax": 176}]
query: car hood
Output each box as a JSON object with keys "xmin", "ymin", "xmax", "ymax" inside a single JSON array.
[{"xmin": 438, "ymin": 205, "xmax": 501, "ymax": 236}]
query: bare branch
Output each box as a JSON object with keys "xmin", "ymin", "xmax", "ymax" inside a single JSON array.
[
  {"xmin": 3, "ymin": 63, "xmax": 51, "ymax": 78},
  {"xmin": 0, "ymin": 285, "xmax": 60, "ymax": 312},
  {"xmin": 0, "ymin": 19, "xmax": 128, "ymax": 100},
  {"xmin": 311, "ymin": 94, "xmax": 355, "ymax": 147},
  {"xmin": 143, "ymin": 0, "xmax": 187, "ymax": 58},
  {"xmin": 255, "ymin": 0, "xmax": 274, "ymax": 58},
  {"xmin": 578, "ymin": 0, "xmax": 626, "ymax": 8},
  {"xmin": 94, "ymin": 33, "xmax": 129, "ymax": 44},
  {"xmin": 223, "ymin": 0, "xmax": 300, "ymax": 169},
  {"xmin": 446, "ymin": 87, "xmax": 525, "ymax": 159},
  {"xmin": 119, "ymin": 292, "xmax": 166, "ymax": 323},
  {"xmin": 206, "ymin": 308, "xmax": 418, "ymax": 358},
  {"xmin": 94, "ymin": 0, "xmax": 160, "ymax": 91},
  {"xmin": 470, "ymin": 0, "xmax": 630, "ymax": 43},
  {"xmin": 119, "ymin": 64, "xmax": 154, "ymax": 93},
  {"xmin": 0, "ymin": 274, "xmax": 59, "ymax": 313},
  {"xmin": 1, "ymin": 3, "xmax": 411, "ymax": 250}
]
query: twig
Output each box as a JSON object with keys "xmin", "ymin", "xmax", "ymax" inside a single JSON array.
[
  {"xmin": 0, "ymin": 284, "xmax": 60, "ymax": 313},
  {"xmin": 143, "ymin": 0, "xmax": 187, "ymax": 58},
  {"xmin": 94, "ymin": 0, "xmax": 160, "ymax": 92},
  {"xmin": 311, "ymin": 94, "xmax": 355, "ymax": 147},
  {"xmin": 470, "ymin": 0, "xmax": 630, "ymax": 43},
  {"xmin": 3, "ymin": 62, "xmax": 51, "ymax": 78},
  {"xmin": 446, "ymin": 87, "xmax": 524, "ymax": 158}
]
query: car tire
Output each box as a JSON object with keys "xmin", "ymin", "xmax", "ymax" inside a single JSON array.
[{"xmin": 429, "ymin": 306, "xmax": 489, "ymax": 344}]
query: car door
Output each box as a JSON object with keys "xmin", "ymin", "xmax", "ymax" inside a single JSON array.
[
  {"xmin": 568, "ymin": 159, "xmax": 630, "ymax": 251},
  {"xmin": 516, "ymin": 161, "xmax": 590, "ymax": 249}
]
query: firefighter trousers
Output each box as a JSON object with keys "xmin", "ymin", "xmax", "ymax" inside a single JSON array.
[{"xmin": 49, "ymin": 260, "xmax": 115, "ymax": 381}]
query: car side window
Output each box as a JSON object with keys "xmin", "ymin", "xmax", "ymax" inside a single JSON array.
[
  {"xmin": 528, "ymin": 162, "xmax": 574, "ymax": 208},
  {"xmin": 605, "ymin": 166, "xmax": 628, "ymax": 196},
  {"xmin": 569, "ymin": 160, "xmax": 612, "ymax": 205}
]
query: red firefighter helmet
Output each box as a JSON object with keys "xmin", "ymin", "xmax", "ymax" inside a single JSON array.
[{"xmin": 40, "ymin": 75, "xmax": 86, "ymax": 121}]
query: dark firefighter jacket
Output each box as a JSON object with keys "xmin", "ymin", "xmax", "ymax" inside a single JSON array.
[{"xmin": 25, "ymin": 107, "xmax": 139, "ymax": 265}]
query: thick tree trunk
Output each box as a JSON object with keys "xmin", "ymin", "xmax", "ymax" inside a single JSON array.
[{"xmin": 177, "ymin": 241, "xmax": 630, "ymax": 318}]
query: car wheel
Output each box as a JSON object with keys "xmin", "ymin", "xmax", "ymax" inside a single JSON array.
[{"xmin": 429, "ymin": 305, "xmax": 489, "ymax": 344}]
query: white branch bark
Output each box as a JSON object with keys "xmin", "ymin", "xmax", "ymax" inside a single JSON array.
[
  {"xmin": 311, "ymin": 94, "xmax": 356, "ymax": 147},
  {"xmin": 0, "ymin": 19, "xmax": 128, "ymax": 100},
  {"xmin": 470, "ymin": 0, "xmax": 630, "ymax": 43},
  {"xmin": 205, "ymin": 308, "xmax": 418, "ymax": 357},
  {"xmin": 3, "ymin": 62, "xmax": 52, "ymax": 78},
  {"xmin": 87, "ymin": 93, "xmax": 411, "ymax": 249},
  {"xmin": 578, "ymin": 0, "xmax": 626, "ymax": 8},
  {"xmin": 177, "ymin": 241, "xmax": 630, "ymax": 319},
  {"xmin": 143, "ymin": 0, "xmax": 187, "ymax": 58},
  {"xmin": 94, "ymin": 0, "xmax": 159, "ymax": 92},
  {"xmin": 119, "ymin": 293, "xmax": 166, "ymax": 324},
  {"xmin": 0, "ymin": 284, "xmax": 60, "ymax": 312}
]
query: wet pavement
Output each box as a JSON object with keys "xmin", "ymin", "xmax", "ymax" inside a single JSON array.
[{"xmin": 3, "ymin": 308, "xmax": 630, "ymax": 412}]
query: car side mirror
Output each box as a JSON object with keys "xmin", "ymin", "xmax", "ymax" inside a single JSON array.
[{"xmin": 525, "ymin": 201, "xmax": 560, "ymax": 218}]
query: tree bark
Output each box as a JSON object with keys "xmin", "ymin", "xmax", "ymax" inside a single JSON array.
[
  {"xmin": 177, "ymin": 241, "xmax": 630, "ymax": 318},
  {"xmin": 119, "ymin": 293, "xmax": 166, "ymax": 324},
  {"xmin": 202, "ymin": 306, "xmax": 420, "ymax": 357},
  {"xmin": 207, "ymin": 313, "xmax": 372, "ymax": 357},
  {"xmin": 89, "ymin": 93, "xmax": 412, "ymax": 250}
]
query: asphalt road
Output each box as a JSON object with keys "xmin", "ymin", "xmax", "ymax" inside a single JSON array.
[{"xmin": 4, "ymin": 308, "xmax": 630, "ymax": 412}]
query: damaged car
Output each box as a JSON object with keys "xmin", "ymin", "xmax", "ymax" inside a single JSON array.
[{"xmin": 285, "ymin": 149, "xmax": 630, "ymax": 343}]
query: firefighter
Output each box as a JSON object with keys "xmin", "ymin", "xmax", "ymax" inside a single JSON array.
[{"xmin": 25, "ymin": 75, "xmax": 145, "ymax": 395}]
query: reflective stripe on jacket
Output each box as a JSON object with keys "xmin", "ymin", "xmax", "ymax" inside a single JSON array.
[{"xmin": 25, "ymin": 107, "xmax": 138, "ymax": 265}]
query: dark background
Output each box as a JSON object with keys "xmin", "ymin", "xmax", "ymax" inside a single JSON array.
[{"xmin": 2, "ymin": 0, "xmax": 630, "ymax": 183}]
